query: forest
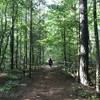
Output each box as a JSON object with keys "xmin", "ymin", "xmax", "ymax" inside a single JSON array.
[{"xmin": 0, "ymin": 0, "xmax": 100, "ymax": 100}]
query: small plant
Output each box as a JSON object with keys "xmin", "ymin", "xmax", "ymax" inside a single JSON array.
[
  {"xmin": 0, "ymin": 80, "xmax": 19, "ymax": 93},
  {"xmin": 74, "ymin": 86, "xmax": 92, "ymax": 99}
]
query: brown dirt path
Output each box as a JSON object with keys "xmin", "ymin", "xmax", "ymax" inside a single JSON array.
[
  {"xmin": 0, "ymin": 67, "xmax": 93, "ymax": 100},
  {"xmin": 22, "ymin": 69, "xmax": 75, "ymax": 100}
]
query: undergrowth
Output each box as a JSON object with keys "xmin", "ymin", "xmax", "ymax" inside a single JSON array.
[{"xmin": 0, "ymin": 80, "xmax": 19, "ymax": 93}]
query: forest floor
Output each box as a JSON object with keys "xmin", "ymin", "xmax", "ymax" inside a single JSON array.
[{"xmin": 0, "ymin": 66, "xmax": 95, "ymax": 100}]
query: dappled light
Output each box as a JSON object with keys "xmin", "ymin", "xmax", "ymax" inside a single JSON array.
[{"xmin": 0, "ymin": 0, "xmax": 100, "ymax": 99}]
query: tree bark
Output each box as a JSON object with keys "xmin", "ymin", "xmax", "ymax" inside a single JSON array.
[
  {"xmin": 0, "ymin": 4, "xmax": 8, "ymax": 70},
  {"xmin": 93, "ymin": 0, "xmax": 100, "ymax": 95},
  {"xmin": 79, "ymin": 0, "xmax": 90, "ymax": 86},
  {"xmin": 24, "ymin": 8, "xmax": 28, "ymax": 69},
  {"xmin": 29, "ymin": 0, "xmax": 33, "ymax": 78},
  {"xmin": 10, "ymin": 1, "xmax": 15, "ymax": 69},
  {"xmin": 0, "ymin": 31, "xmax": 11, "ymax": 69},
  {"xmin": 16, "ymin": 34, "xmax": 19, "ymax": 69},
  {"xmin": 63, "ymin": 24, "xmax": 67, "ymax": 66}
]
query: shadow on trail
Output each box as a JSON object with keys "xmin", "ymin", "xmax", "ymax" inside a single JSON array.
[
  {"xmin": 0, "ymin": 66, "xmax": 94, "ymax": 100},
  {"xmin": 21, "ymin": 67, "xmax": 76, "ymax": 100}
]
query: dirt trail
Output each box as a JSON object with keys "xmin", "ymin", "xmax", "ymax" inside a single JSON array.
[
  {"xmin": 22, "ymin": 69, "xmax": 75, "ymax": 100},
  {"xmin": 0, "ymin": 67, "xmax": 92, "ymax": 100}
]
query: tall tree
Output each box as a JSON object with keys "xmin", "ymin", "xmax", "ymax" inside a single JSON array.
[
  {"xmin": 93, "ymin": 0, "xmax": 100, "ymax": 95},
  {"xmin": 10, "ymin": 0, "xmax": 15, "ymax": 69},
  {"xmin": 79, "ymin": 0, "xmax": 90, "ymax": 86},
  {"xmin": 63, "ymin": 22, "xmax": 67, "ymax": 66},
  {"xmin": 0, "ymin": 3, "xmax": 8, "ymax": 70},
  {"xmin": 24, "ymin": 6, "xmax": 28, "ymax": 69},
  {"xmin": 29, "ymin": 0, "xmax": 33, "ymax": 77}
]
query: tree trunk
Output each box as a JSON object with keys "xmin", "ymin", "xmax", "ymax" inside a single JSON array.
[
  {"xmin": 29, "ymin": 0, "xmax": 33, "ymax": 78},
  {"xmin": 10, "ymin": 1, "xmax": 15, "ymax": 70},
  {"xmin": 63, "ymin": 22, "xmax": 67, "ymax": 66},
  {"xmin": 93, "ymin": 0, "xmax": 100, "ymax": 95},
  {"xmin": 24, "ymin": 8, "xmax": 28, "ymax": 69},
  {"xmin": 0, "ymin": 4, "xmax": 8, "ymax": 70},
  {"xmin": 19, "ymin": 28, "xmax": 22, "ymax": 68},
  {"xmin": 16, "ymin": 34, "xmax": 19, "ymax": 69},
  {"xmin": 0, "ymin": 17, "xmax": 4, "ymax": 70},
  {"xmin": 79, "ymin": 0, "xmax": 90, "ymax": 86},
  {"xmin": 0, "ymin": 31, "xmax": 11, "ymax": 69}
]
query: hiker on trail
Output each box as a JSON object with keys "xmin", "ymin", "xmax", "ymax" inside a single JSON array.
[{"xmin": 48, "ymin": 58, "xmax": 53, "ymax": 68}]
